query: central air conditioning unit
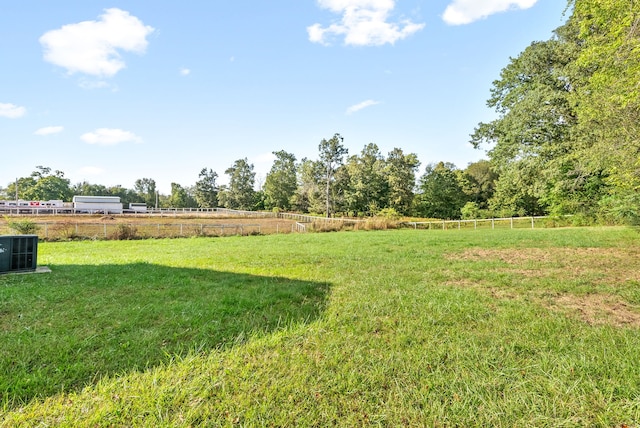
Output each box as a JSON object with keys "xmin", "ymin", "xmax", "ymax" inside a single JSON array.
[{"xmin": 0, "ymin": 235, "xmax": 38, "ymax": 274}]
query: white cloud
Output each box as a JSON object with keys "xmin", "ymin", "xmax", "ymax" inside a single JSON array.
[
  {"xmin": 81, "ymin": 128, "xmax": 142, "ymax": 145},
  {"xmin": 0, "ymin": 103, "xmax": 26, "ymax": 118},
  {"xmin": 443, "ymin": 0, "xmax": 538, "ymax": 25},
  {"xmin": 308, "ymin": 0, "xmax": 424, "ymax": 46},
  {"xmin": 39, "ymin": 8, "xmax": 155, "ymax": 77},
  {"xmin": 180, "ymin": 67, "xmax": 191, "ymax": 76},
  {"xmin": 346, "ymin": 99, "xmax": 380, "ymax": 114},
  {"xmin": 34, "ymin": 126, "xmax": 64, "ymax": 136}
]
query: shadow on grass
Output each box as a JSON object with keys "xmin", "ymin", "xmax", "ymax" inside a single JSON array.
[{"xmin": 0, "ymin": 263, "xmax": 330, "ymax": 407}]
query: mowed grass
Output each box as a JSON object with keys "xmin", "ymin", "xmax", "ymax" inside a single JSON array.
[{"xmin": 1, "ymin": 228, "xmax": 639, "ymax": 426}]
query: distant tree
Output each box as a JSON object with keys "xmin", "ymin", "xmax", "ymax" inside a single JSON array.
[
  {"xmin": 134, "ymin": 178, "xmax": 157, "ymax": 208},
  {"xmin": 105, "ymin": 185, "xmax": 142, "ymax": 207},
  {"xmin": 5, "ymin": 177, "xmax": 37, "ymax": 200},
  {"xmin": 318, "ymin": 133, "xmax": 348, "ymax": 217},
  {"xmin": 459, "ymin": 160, "xmax": 498, "ymax": 209},
  {"xmin": 263, "ymin": 151, "xmax": 297, "ymax": 211},
  {"xmin": 343, "ymin": 143, "xmax": 388, "ymax": 216},
  {"xmin": 22, "ymin": 166, "xmax": 73, "ymax": 201},
  {"xmin": 194, "ymin": 168, "xmax": 219, "ymax": 208},
  {"xmin": 291, "ymin": 158, "xmax": 325, "ymax": 214},
  {"xmin": 220, "ymin": 158, "xmax": 256, "ymax": 210},
  {"xmin": 415, "ymin": 162, "xmax": 467, "ymax": 219},
  {"xmin": 385, "ymin": 148, "xmax": 420, "ymax": 216},
  {"xmin": 73, "ymin": 181, "xmax": 108, "ymax": 196},
  {"xmin": 168, "ymin": 183, "xmax": 196, "ymax": 208}
]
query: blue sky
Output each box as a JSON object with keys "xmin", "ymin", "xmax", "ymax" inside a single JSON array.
[{"xmin": 1, "ymin": 0, "xmax": 569, "ymax": 195}]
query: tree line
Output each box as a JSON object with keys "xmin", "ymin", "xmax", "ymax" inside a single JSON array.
[
  {"xmin": 0, "ymin": 139, "xmax": 497, "ymax": 219},
  {"xmin": 2, "ymin": 0, "xmax": 638, "ymax": 223}
]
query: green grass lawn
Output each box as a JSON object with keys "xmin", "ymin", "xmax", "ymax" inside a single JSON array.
[{"xmin": 1, "ymin": 228, "xmax": 639, "ymax": 426}]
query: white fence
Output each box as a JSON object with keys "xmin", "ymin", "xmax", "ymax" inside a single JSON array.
[{"xmin": 402, "ymin": 216, "xmax": 569, "ymax": 230}]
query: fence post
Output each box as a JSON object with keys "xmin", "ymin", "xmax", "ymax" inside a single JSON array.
[
  {"xmin": 531, "ymin": 217, "xmax": 535, "ymax": 229},
  {"xmin": 491, "ymin": 219, "xmax": 495, "ymax": 230},
  {"xmin": 510, "ymin": 217, "xmax": 513, "ymax": 229},
  {"xmin": 474, "ymin": 219, "xmax": 477, "ymax": 230},
  {"xmin": 104, "ymin": 223, "xmax": 107, "ymax": 238}
]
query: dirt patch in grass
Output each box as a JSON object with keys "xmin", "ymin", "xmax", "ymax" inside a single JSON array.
[
  {"xmin": 549, "ymin": 293, "xmax": 640, "ymax": 327},
  {"xmin": 452, "ymin": 247, "xmax": 640, "ymax": 285},
  {"xmin": 447, "ymin": 247, "xmax": 640, "ymax": 327}
]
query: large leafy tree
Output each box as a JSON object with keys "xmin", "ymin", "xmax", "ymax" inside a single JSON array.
[
  {"xmin": 134, "ymin": 178, "xmax": 157, "ymax": 208},
  {"xmin": 219, "ymin": 158, "xmax": 256, "ymax": 211},
  {"xmin": 385, "ymin": 148, "xmax": 420, "ymax": 216},
  {"xmin": 263, "ymin": 151, "xmax": 297, "ymax": 211},
  {"xmin": 20, "ymin": 166, "xmax": 73, "ymax": 201},
  {"xmin": 168, "ymin": 183, "xmax": 196, "ymax": 208},
  {"xmin": 459, "ymin": 160, "xmax": 498, "ymax": 210},
  {"xmin": 194, "ymin": 168, "xmax": 219, "ymax": 208},
  {"xmin": 318, "ymin": 133, "xmax": 348, "ymax": 217},
  {"xmin": 471, "ymin": 20, "xmax": 587, "ymax": 216},
  {"xmin": 291, "ymin": 158, "xmax": 325, "ymax": 214},
  {"xmin": 343, "ymin": 143, "xmax": 388, "ymax": 216},
  {"xmin": 415, "ymin": 162, "xmax": 467, "ymax": 220},
  {"xmin": 570, "ymin": 0, "xmax": 640, "ymax": 222}
]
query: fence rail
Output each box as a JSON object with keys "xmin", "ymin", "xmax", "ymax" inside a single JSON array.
[
  {"xmin": 0, "ymin": 222, "xmax": 265, "ymax": 240},
  {"xmin": 402, "ymin": 216, "xmax": 570, "ymax": 230}
]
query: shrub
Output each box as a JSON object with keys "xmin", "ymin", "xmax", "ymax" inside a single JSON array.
[
  {"xmin": 111, "ymin": 224, "xmax": 138, "ymax": 240},
  {"xmin": 4, "ymin": 217, "xmax": 40, "ymax": 235}
]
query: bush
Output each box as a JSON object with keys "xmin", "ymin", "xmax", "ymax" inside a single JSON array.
[
  {"xmin": 5, "ymin": 217, "xmax": 40, "ymax": 235},
  {"xmin": 111, "ymin": 224, "xmax": 138, "ymax": 240}
]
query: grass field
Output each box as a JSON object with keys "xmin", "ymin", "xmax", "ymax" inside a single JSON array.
[{"xmin": 1, "ymin": 227, "xmax": 639, "ymax": 426}]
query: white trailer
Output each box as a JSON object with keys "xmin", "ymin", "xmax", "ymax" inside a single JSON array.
[
  {"xmin": 73, "ymin": 196, "xmax": 123, "ymax": 214},
  {"xmin": 129, "ymin": 202, "xmax": 148, "ymax": 213}
]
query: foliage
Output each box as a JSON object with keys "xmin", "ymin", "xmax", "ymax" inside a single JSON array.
[
  {"xmin": 194, "ymin": 168, "xmax": 219, "ymax": 208},
  {"xmin": 168, "ymin": 183, "xmax": 197, "ymax": 208},
  {"xmin": 110, "ymin": 224, "xmax": 139, "ymax": 240},
  {"xmin": 318, "ymin": 133, "xmax": 348, "ymax": 217},
  {"xmin": 133, "ymin": 178, "xmax": 157, "ymax": 208},
  {"xmin": 459, "ymin": 160, "xmax": 497, "ymax": 209},
  {"xmin": 291, "ymin": 158, "xmax": 325, "ymax": 214},
  {"xmin": 342, "ymin": 144, "xmax": 388, "ymax": 216},
  {"xmin": 219, "ymin": 158, "xmax": 256, "ymax": 211},
  {"xmin": 4, "ymin": 216, "xmax": 40, "ymax": 234},
  {"xmin": 415, "ymin": 162, "xmax": 468, "ymax": 219},
  {"xmin": 263, "ymin": 151, "xmax": 297, "ymax": 211}
]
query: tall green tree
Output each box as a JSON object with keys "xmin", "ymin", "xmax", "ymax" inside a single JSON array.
[
  {"xmin": 343, "ymin": 144, "xmax": 388, "ymax": 216},
  {"xmin": 74, "ymin": 181, "xmax": 108, "ymax": 197},
  {"xmin": 22, "ymin": 166, "xmax": 73, "ymax": 201},
  {"xmin": 570, "ymin": 0, "xmax": 640, "ymax": 222},
  {"xmin": 263, "ymin": 151, "xmax": 297, "ymax": 211},
  {"xmin": 471, "ymin": 20, "xmax": 586, "ymax": 216},
  {"xmin": 134, "ymin": 178, "xmax": 157, "ymax": 208},
  {"xmin": 385, "ymin": 148, "xmax": 420, "ymax": 216},
  {"xmin": 415, "ymin": 162, "xmax": 467, "ymax": 220},
  {"xmin": 219, "ymin": 158, "xmax": 256, "ymax": 211},
  {"xmin": 168, "ymin": 183, "xmax": 196, "ymax": 208},
  {"xmin": 291, "ymin": 158, "xmax": 325, "ymax": 214},
  {"xmin": 459, "ymin": 160, "xmax": 498, "ymax": 209},
  {"xmin": 194, "ymin": 168, "xmax": 219, "ymax": 208},
  {"xmin": 318, "ymin": 133, "xmax": 348, "ymax": 217}
]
